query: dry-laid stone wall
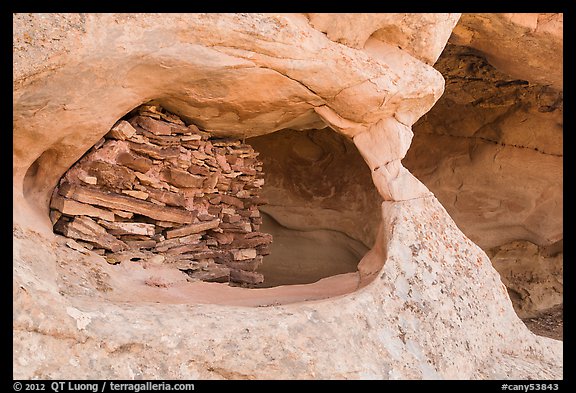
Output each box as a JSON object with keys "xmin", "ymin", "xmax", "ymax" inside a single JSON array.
[{"xmin": 50, "ymin": 105, "xmax": 271, "ymax": 286}]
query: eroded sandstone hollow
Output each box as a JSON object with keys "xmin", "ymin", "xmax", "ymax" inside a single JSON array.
[
  {"xmin": 249, "ymin": 128, "xmax": 381, "ymax": 287},
  {"xmin": 405, "ymin": 14, "xmax": 563, "ymax": 323},
  {"xmin": 13, "ymin": 13, "xmax": 562, "ymax": 379}
]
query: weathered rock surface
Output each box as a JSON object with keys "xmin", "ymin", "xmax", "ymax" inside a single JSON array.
[
  {"xmin": 451, "ymin": 13, "xmax": 562, "ymax": 90},
  {"xmin": 13, "ymin": 13, "xmax": 561, "ymax": 379},
  {"xmin": 405, "ymin": 16, "xmax": 563, "ymax": 317},
  {"xmin": 406, "ymin": 44, "xmax": 563, "ymax": 248},
  {"xmin": 247, "ymin": 127, "xmax": 379, "ymax": 287},
  {"xmin": 307, "ymin": 13, "xmax": 461, "ymax": 64},
  {"xmin": 487, "ymin": 241, "xmax": 563, "ymax": 319},
  {"xmin": 13, "ymin": 197, "xmax": 562, "ymax": 379},
  {"xmin": 13, "ymin": 13, "xmax": 447, "ymax": 231},
  {"xmin": 249, "ymin": 128, "xmax": 383, "ymax": 249}
]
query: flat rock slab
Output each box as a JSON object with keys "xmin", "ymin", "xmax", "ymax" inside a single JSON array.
[
  {"xmin": 53, "ymin": 216, "xmax": 127, "ymax": 252},
  {"xmin": 165, "ymin": 219, "xmax": 221, "ymax": 239},
  {"xmin": 58, "ymin": 183, "xmax": 195, "ymax": 224},
  {"xmin": 98, "ymin": 220, "xmax": 156, "ymax": 236},
  {"xmin": 50, "ymin": 194, "xmax": 115, "ymax": 222}
]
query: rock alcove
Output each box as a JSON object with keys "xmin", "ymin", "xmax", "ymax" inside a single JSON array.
[{"xmin": 48, "ymin": 103, "xmax": 378, "ymax": 291}]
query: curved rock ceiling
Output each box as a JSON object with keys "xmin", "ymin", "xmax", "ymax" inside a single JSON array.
[{"xmin": 13, "ymin": 13, "xmax": 562, "ymax": 379}]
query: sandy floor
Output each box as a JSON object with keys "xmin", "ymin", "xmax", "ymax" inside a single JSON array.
[{"xmin": 254, "ymin": 213, "xmax": 368, "ymax": 288}]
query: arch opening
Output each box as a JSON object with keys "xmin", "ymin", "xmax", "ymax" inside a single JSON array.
[
  {"xmin": 44, "ymin": 103, "xmax": 384, "ymax": 304},
  {"xmin": 247, "ymin": 128, "xmax": 382, "ymax": 287}
]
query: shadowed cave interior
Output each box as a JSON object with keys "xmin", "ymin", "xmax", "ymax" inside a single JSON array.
[{"xmin": 46, "ymin": 104, "xmax": 381, "ymax": 290}]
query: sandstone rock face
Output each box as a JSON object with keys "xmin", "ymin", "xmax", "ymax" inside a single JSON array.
[
  {"xmin": 307, "ymin": 13, "xmax": 461, "ymax": 64},
  {"xmin": 451, "ymin": 13, "xmax": 562, "ymax": 90},
  {"xmin": 14, "ymin": 13, "xmax": 446, "ymax": 230},
  {"xmin": 249, "ymin": 128, "xmax": 382, "ymax": 248},
  {"xmin": 405, "ymin": 14, "xmax": 563, "ymax": 317},
  {"xmin": 13, "ymin": 197, "xmax": 562, "ymax": 379},
  {"xmin": 13, "ymin": 13, "xmax": 561, "ymax": 379},
  {"xmin": 406, "ymin": 43, "xmax": 562, "ymax": 250},
  {"xmin": 248, "ymin": 128, "xmax": 380, "ymax": 287},
  {"xmin": 487, "ymin": 241, "xmax": 563, "ymax": 319}
]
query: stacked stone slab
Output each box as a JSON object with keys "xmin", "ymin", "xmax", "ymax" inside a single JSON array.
[{"xmin": 50, "ymin": 105, "xmax": 271, "ymax": 286}]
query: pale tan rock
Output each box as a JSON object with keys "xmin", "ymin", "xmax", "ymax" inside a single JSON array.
[
  {"xmin": 313, "ymin": 105, "xmax": 367, "ymax": 137},
  {"xmin": 14, "ymin": 197, "xmax": 563, "ymax": 379},
  {"xmin": 401, "ymin": 33, "xmax": 563, "ymax": 331},
  {"xmin": 451, "ymin": 13, "xmax": 562, "ymax": 90},
  {"xmin": 53, "ymin": 216, "xmax": 127, "ymax": 252},
  {"xmin": 371, "ymin": 160, "xmax": 432, "ymax": 201},
  {"xmin": 98, "ymin": 221, "xmax": 156, "ymax": 237},
  {"xmin": 232, "ymin": 248, "xmax": 257, "ymax": 261},
  {"xmin": 405, "ymin": 133, "xmax": 562, "ymax": 249},
  {"xmin": 307, "ymin": 13, "xmax": 461, "ymax": 64},
  {"xmin": 250, "ymin": 128, "xmax": 385, "ymax": 248},
  {"xmin": 65, "ymin": 239, "xmax": 90, "ymax": 254},
  {"xmin": 13, "ymin": 13, "xmax": 445, "ymax": 211},
  {"xmin": 405, "ymin": 43, "xmax": 562, "ymax": 250},
  {"xmin": 488, "ymin": 241, "xmax": 563, "ymax": 319},
  {"xmin": 121, "ymin": 190, "xmax": 149, "ymax": 200},
  {"xmin": 353, "ymin": 118, "xmax": 414, "ymax": 170},
  {"xmin": 147, "ymin": 254, "xmax": 166, "ymax": 265},
  {"xmin": 78, "ymin": 172, "xmax": 98, "ymax": 185},
  {"xmin": 106, "ymin": 120, "xmax": 136, "ymax": 140}
]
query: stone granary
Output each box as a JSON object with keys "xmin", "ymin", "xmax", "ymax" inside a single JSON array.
[{"xmin": 50, "ymin": 104, "xmax": 271, "ymax": 286}]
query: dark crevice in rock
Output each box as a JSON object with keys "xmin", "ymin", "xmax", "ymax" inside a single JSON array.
[{"xmin": 414, "ymin": 131, "xmax": 563, "ymax": 158}]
